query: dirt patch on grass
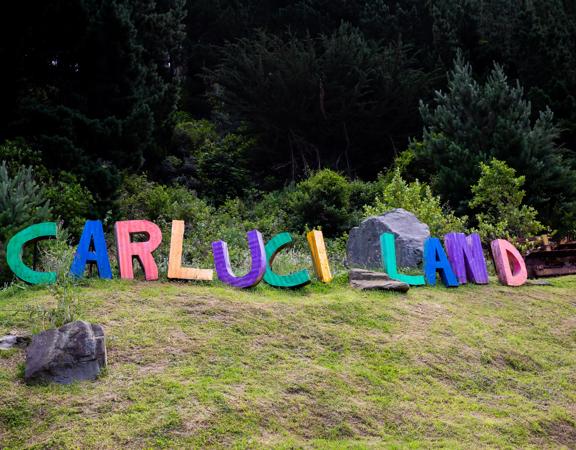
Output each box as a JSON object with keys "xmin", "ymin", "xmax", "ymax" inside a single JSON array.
[
  {"xmin": 488, "ymin": 350, "xmax": 542, "ymax": 372},
  {"xmin": 535, "ymin": 418, "xmax": 576, "ymax": 447},
  {"xmin": 391, "ymin": 301, "xmax": 449, "ymax": 342},
  {"xmin": 553, "ymin": 316, "xmax": 576, "ymax": 340}
]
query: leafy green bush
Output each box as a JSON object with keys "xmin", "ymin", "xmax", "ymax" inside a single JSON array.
[
  {"xmin": 469, "ymin": 159, "xmax": 545, "ymax": 242},
  {"xmin": 195, "ymin": 132, "xmax": 255, "ymax": 204},
  {"xmin": 46, "ymin": 172, "xmax": 94, "ymax": 238},
  {"xmin": 117, "ymin": 174, "xmax": 213, "ymax": 224},
  {"xmin": 117, "ymin": 175, "xmax": 266, "ymax": 272},
  {"xmin": 363, "ymin": 168, "xmax": 467, "ymax": 236},
  {"xmin": 165, "ymin": 118, "xmax": 255, "ymax": 204},
  {"xmin": 0, "ymin": 140, "xmax": 49, "ymax": 179},
  {"xmin": 286, "ymin": 169, "xmax": 354, "ymax": 237}
]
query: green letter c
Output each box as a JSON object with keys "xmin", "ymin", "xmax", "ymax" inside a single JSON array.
[{"xmin": 6, "ymin": 222, "xmax": 58, "ymax": 285}]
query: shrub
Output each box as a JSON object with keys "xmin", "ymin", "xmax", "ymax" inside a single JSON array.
[
  {"xmin": 195, "ymin": 132, "xmax": 255, "ymax": 204},
  {"xmin": 286, "ymin": 169, "xmax": 354, "ymax": 237},
  {"xmin": 28, "ymin": 227, "xmax": 82, "ymax": 331},
  {"xmin": 363, "ymin": 168, "xmax": 467, "ymax": 236},
  {"xmin": 0, "ymin": 140, "xmax": 49, "ymax": 179},
  {"xmin": 469, "ymin": 158, "xmax": 545, "ymax": 242},
  {"xmin": 117, "ymin": 174, "xmax": 213, "ymax": 225},
  {"xmin": 45, "ymin": 172, "xmax": 95, "ymax": 238},
  {"xmin": 165, "ymin": 118, "xmax": 255, "ymax": 204},
  {"xmin": 115, "ymin": 172, "xmax": 351, "ymax": 278}
]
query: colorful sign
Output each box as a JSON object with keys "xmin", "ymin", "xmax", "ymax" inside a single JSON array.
[{"xmin": 4, "ymin": 220, "xmax": 531, "ymax": 289}]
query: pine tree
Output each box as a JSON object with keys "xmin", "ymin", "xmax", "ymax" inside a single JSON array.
[{"xmin": 414, "ymin": 56, "xmax": 576, "ymax": 233}]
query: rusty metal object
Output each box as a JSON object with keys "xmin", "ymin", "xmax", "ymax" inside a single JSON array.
[{"xmin": 525, "ymin": 236, "xmax": 576, "ymax": 278}]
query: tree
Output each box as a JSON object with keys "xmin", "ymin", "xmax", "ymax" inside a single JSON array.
[
  {"xmin": 364, "ymin": 168, "xmax": 467, "ymax": 236},
  {"xmin": 412, "ymin": 55, "xmax": 576, "ymax": 233},
  {"xmin": 469, "ymin": 159, "xmax": 545, "ymax": 242},
  {"xmin": 429, "ymin": 0, "xmax": 576, "ymax": 156},
  {"xmin": 0, "ymin": 0, "xmax": 186, "ymax": 215},
  {"xmin": 205, "ymin": 24, "xmax": 434, "ymax": 184}
]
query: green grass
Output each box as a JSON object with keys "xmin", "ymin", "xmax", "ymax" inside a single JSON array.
[{"xmin": 0, "ymin": 276, "xmax": 575, "ymax": 448}]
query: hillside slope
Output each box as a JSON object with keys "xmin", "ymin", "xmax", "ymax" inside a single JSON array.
[{"xmin": 0, "ymin": 277, "xmax": 575, "ymax": 448}]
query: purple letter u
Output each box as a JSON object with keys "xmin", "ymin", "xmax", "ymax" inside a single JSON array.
[{"xmin": 212, "ymin": 229, "xmax": 266, "ymax": 288}]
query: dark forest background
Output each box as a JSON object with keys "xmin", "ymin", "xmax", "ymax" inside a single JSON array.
[{"xmin": 1, "ymin": 0, "xmax": 576, "ymax": 269}]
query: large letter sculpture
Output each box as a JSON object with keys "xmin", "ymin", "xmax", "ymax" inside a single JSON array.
[
  {"xmin": 263, "ymin": 232, "xmax": 311, "ymax": 288},
  {"xmin": 6, "ymin": 222, "xmax": 57, "ymax": 285},
  {"xmin": 306, "ymin": 230, "xmax": 333, "ymax": 283},
  {"xmin": 490, "ymin": 239, "xmax": 528, "ymax": 287},
  {"xmin": 167, "ymin": 220, "xmax": 213, "ymax": 281},
  {"xmin": 444, "ymin": 232, "xmax": 489, "ymax": 285},
  {"xmin": 70, "ymin": 220, "xmax": 113, "ymax": 279},
  {"xmin": 212, "ymin": 229, "xmax": 266, "ymax": 288},
  {"xmin": 423, "ymin": 238, "xmax": 459, "ymax": 287},
  {"xmin": 115, "ymin": 220, "xmax": 163, "ymax": 281},
  {"xmin": 380, "ymin": 233, "xmax": 425, "ymax": 286}
]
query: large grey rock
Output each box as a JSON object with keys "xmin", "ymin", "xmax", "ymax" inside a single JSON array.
[
  {"xmin": 25, "ymin": 321, "xmax": 106, "ymax": 384},
  {"xmin": 349, "ymin": 269, "xmax": 410, "ymax": 292},
  {"xmin": 347, "ymin": 208, "xmax": 430, "ymax": 269}
]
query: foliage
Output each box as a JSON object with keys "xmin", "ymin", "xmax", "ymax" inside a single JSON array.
[
  {"xmin": 0, "ymin": 162, "xmax": 52, "ymax": 283},
  {"xmin": 27, "ymin": 275, "xmax": 82, "ymax": 332},
  {"xmin": 205, "ymin": 24, "xmax": 434, "ymax": 182},
  {"xmin": 163, "ymin": 118, "xmax": 255, "ymax": 204},
  {"xmin": 364, "ymin": 168, "xmax": 467, "ymax": 236},
  {"xmin": 117, "ymin": 174, "xmax": 212, "ymax": 225},
  {"xmin": 429, "ymin": 0, "xmax": 576, "ymax": 152},
  {"xmin": 117, "ymin": 175, "xmax": 284, "ymax": 270},
  {"xmin": 2, "ymin": 0, "xmax": 576, "ymax": 238},
  {"xmin": 45, "ymin": 172, "xmax": 95, "ymax": 238},
  {"xmin": 0, "ymin": 140, "xmax": 49, "ymax": 180},
  {"xmin": 469, "ymin": 159, "xmax": 545, "ymax": 243},
  {"xmin": 413, "ymin": 55, "xmax": 576, "ymax": 232},
  {"xmin": 0, "ymin": 0, "xmax": 187, "ymax": 215},
  {"xmin": 286, "ymin": 169, "xmax": 355, "ymax": 237}
]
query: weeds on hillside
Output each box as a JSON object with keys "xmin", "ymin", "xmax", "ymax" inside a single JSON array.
[{"xmin": 25, "ymin": 226, "xmax": 82, "ymax": 332}]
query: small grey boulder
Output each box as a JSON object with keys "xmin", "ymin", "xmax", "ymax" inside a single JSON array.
[
  {"xmin": 25, "ymin": 321, "xmax": 107, "ymax": 384},
  {"xmin": 349, "ymin": 269, "xmax": 410, "ymax": 293},
  {"xmin": 347, "ymin": 208, "xmax": 430, "ymax": 269},
  {"xmin": 0, "ymin": 334, "xmax": 31, "ymax": 349}
]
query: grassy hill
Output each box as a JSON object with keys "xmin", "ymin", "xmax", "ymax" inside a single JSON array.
[{"xmin": 0, "ymin": 276, "xmax": 575, "ymax": 448}]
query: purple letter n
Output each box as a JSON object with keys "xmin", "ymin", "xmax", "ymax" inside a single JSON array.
[
  {"xmin": 444, "ymin": 232, "xmax": 489, "ymax": 285},
  {"xmin": 212, "ymin": 229, "xmax": 266, "ymax": 288}
]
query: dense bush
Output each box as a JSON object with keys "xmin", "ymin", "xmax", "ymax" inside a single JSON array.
[
  {"xmin": 163, "ymin": 118, "xmax": 255, "ymax": 204},
  {"xmin": 469, "ymin": 159, "xmax": 545, "ymax": 243},
  {"xmin": 45, "ymin": 172, "xmax": 94, "ymax": 238},
  {"xmin": 286, "ymin": 169, "xmax": 356, "ymax": 237},
  {"xmin": 115, "ymin": 173, "xmax": 351, "ymax": 278},
  {"xmin": 117, "ymin": 175, "xmax": 288, "ymax": 272},
  {"xmin": 1, "ymin": 141, "xmax": 95, "ymax": 240},
  {"xmin": 364, "ymin": 168, "xmax": 467, "ymax": 237}
]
